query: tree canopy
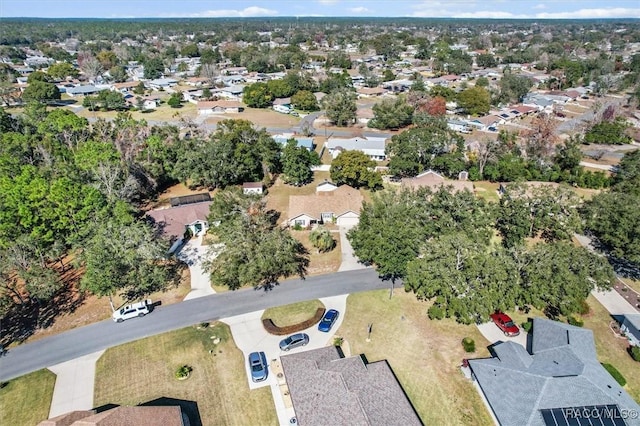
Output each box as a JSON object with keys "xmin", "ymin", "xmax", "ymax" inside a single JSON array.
[
  {"xmin": 205, "ymin": 188, "xmax": 308, "ymax": 290},
  {"xmin": 322, "ymin": 88, "xmax": 357, "ymax": 127},
  {"xmin": 330, "ymin": 150, "xmax": 382, "ymax": 189}
]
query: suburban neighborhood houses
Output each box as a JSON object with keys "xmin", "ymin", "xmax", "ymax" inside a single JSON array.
[{"xmin": 1, "ymin": 5, "xmax": 640, "ymax": 426}]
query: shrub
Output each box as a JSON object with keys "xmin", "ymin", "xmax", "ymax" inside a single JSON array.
[
  {"xmin": 262, "ymin": 308, "xmax": 326, "ymax": 336},
  {"xmin": 567, "ymin": 316, "xmax": 584, "ymax": 327},
  {"xmin": 577, "ymin": 299, "xmax": 590, "ymax": 315},
  {"xmin": 521, "ymin": 321, "xmax": 533, "ymax": 333},
  {"xmin": 601, "ymin": 363, "xmax": 626, "ymax": 386},
  {"xmin": 462, "ymin": 337, "xmax": 476, "ymax": 353},
  {"xmin": 292, "ymin": 223, "xmax": 303, "ymax": 231},
  {"xmin": 427, "ymin": 305, "xmax": 445, "ymax": 320},
  {"xmin": 333, "ymin": 336, "xmax": 344, "ymax": 347},
  {"xmin": 175, "ymin": 365, "xmax": 192, "ymax": 379},
  {"xmin": 630, "ymin": 345, "xmax": 640, "ymax": 362}
]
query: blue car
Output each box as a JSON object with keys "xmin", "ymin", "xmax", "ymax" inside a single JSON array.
[
  {"xmin": 318, "ymin": 309, "xmax": 339, "ymax": 332},
  {"xmin": 248, "ymin": 351, "xmax": 268, "ymax": 382}
]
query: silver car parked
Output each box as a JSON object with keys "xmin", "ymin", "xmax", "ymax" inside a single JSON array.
[{"xmin": 279, "ymin": 333, "xmax": 309, "ymax": 351}]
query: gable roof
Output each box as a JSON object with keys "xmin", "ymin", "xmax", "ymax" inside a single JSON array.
[
  {"xmin": 402, "ymin": 170, "xmax": 474, "ymax": 193},
  {"xmin": 468, "ymin": 318, "xmax": 640, "ymax": 426},
  {"xmin": 197, "ymin": 100, "xmax": 244, "ymax": 109},
  {"xmin": 288, "ymin": 185, "xmax": 363, "ymax": 222},
  {"xmin": 38, "ymin": 406, "xmax": 183, "ymax": 426},
  {"xmin": 146, "ymin": 202, "xmax": 212, "ymax": 239},
  {"xmin": 281, "ymin": 346, "xmax": 422, "ymax": 426}
]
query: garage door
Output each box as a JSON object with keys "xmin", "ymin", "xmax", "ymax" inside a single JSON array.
[{"xmin": 337, "ymin": 216, "xmax": 359, "ymax": 227}]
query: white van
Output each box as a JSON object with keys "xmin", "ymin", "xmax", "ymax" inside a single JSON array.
[
  {"xmin": 273, "ymin": 104, "xmax": 291, "ymax": 114},
  {"xmin": 112, "ymin": 299, "xmax": 153, "ymax": 323}
]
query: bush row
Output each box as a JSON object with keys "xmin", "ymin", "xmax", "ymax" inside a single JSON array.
[{"xmin": 262, "ymin": 307, "xmax": 326, "ymax": 336}]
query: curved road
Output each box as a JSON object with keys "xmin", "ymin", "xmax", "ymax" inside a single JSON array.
[{"xmin": 0, "ymin": 268, "xmax": 387, "ymax": 381}]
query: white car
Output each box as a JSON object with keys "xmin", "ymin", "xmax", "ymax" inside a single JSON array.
[{"xmin": 112, "ymin": 299, "xmax": 153, "ymax": 323}]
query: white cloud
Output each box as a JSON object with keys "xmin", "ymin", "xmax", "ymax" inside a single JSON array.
[
  {"xmin": 318, "ymin": 0, "xmax": 339, "ymax": 4},
  {"xmin": 349, "ymin": 7, "xmax": 371, "ymax": 13},
  {"xmin": 177, "ymin": 6, "xmax": 278, "ymax": 18},
  {"xmin": 533, "ymin": 4, "xmax": 546, "ymax": 10},
  {"xmin": 536, "ymin": 8, "xmax": 640, "ymax": 19},
  {"xmin": 411, "ymin": 6, "xmax": 640, "ymax": 19}
]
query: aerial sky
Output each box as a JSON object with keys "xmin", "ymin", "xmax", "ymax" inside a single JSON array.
[{"xmin": 1, "ymin": 0, "xmax": 639, "ymax": 19}]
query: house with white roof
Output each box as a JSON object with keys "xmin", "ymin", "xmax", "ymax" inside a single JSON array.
[{"xmin": 325, "ymin": 136, "xmax": 387, "ymax": 161}]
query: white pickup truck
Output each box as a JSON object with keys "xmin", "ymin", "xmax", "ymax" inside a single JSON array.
[{"xmin": 112, "ymin": 299, "xmax": 153, "ymax": 323}]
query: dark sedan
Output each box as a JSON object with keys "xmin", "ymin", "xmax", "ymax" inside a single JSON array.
[{"xmin": 318, "ymin": 309, "xmax": 339, "ymax": 332}]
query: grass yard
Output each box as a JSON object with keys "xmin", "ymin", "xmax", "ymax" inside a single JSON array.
[
  {"xmin": 241, "ymin": 108, "xmax": 300, "ymax": 128},
  {"xmin": 582, "ymin": 295, "xmax": 640, "ymax": 402},
  {"xmin": 472, "ymin": 181, "xmax": 500, "ymax": 202},
  {"xmin": 94, "ymin": 324, "xmax": 276, "ymax": 426},
  {"xmin": 338, "ymin": 290, "xmax": 493, "ymax": 425},
  {"xmin": 619, "ymin": 277, "xmax": 640, "ymax": 295},
  {"xmin": 0, "ymin": 369, "xmax": 56, "ymax": 426},
  {"xmin": 261, "ymin": 299, "xmax": 325, "ymax": 327},
  {"xmin": 290, "ymin": 230, "xmax": 342, "ymax": 276}
]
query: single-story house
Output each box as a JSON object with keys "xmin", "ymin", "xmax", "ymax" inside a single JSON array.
[
  {"xmin": 288, "ymin": 184, "xmax": 363, "ymax": 228},
  {"xmin": 222, "ymin": 66, "xmax": 247, "ymax": 76},
  {"xmin": 326, "ymin": 136, "xmax": 387, "ymax": 161},
  {"xmin": 111, "ymin": 81, "xmax": 141, "ymax": 93},
  {"xmin": 38, "ymin": 406, "xmax": 185, "ymax": 426},
  {"xmin": 214, "ymin": 85, "xmax": 244, "ymax": 100},
  {"xmin": 316, "ymin": 180, "xmax": 338, "ymax": 192},
  {"xmin": 356, "ymin": 86, "xmax": 387, "ymax": 97},
  {"xmin": 147, "ymin": 78, "xmax": 178, "ymax": 90},
  {"xmin": 470, "ymin": 114, "xmax": 503, "ymax": 131},
  {"xmin": 197, "ymin": 100, "xmax": 244, "ymax": 115},
  {"xmin": 468, "ymin": 318, "xmax": 640, "ymax": 426},
  {"xmin": 402, "ymin": 170, "xmax": 474, "ymax": 193},
  {"xmin": 281, "ymin": 346, "xmax": 422, "ymax": 426},
  {"xmin": 65, "ymin": 84, "xmax": 100, "ymax": 96},
  {"xmin": 620, "ymin": 313, "xmax": 640, "ymax": 347},
  {"xmin": 273, "ymin": 97, "xmax": 292, "ymax": 107},
  {"xmin": 272, "ymin": 134, "xmax": 314, "ymax": 151},
  {"xmin": 242, "ymin": 181, "xmax": 263, "ymax": 195},
  {"xmin": 146, "ymin": 200, "xmax": 212, "ymax": 253},
  {"xmin": 447, "ymin": 119, "xmax": 472, "ymax": 133}
]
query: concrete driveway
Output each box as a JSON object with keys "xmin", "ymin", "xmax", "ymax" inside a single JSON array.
[
  {"xmin": 220, "ymin": 295, "xmax": 348, "ymax": 425},
  {"xmin": 337, "ymin": 226, "xmax": 370, "ymax": 272},
  {"xmin": 176, "ymin": 235, "xmax": 217, "ymax": 300},
  {"xmin": 476, "ymin": 321, "xmax": 528, "ymax": 348}
]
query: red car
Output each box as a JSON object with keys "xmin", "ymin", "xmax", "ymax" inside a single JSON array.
[{"xmin": 490, "ymin": 311, "xmax": 520, "ymax": 336}]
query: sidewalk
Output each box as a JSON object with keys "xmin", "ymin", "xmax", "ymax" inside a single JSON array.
[
  {"xmin": 47, "ymin": 350, "xmax": 105, "ymax": 418},
  {"xmin": 591, "ymin": 289, "xmax": 638, "ymax": 315}
]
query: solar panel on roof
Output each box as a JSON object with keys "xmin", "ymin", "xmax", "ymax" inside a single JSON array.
[{"xmin": 540, "ymin": 405, "xmax": 627, "ymax": 426}]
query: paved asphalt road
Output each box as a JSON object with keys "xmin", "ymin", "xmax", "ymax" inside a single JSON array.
[{"xmin": 0, "ymin": 268, "xmax": 388, "ymax": 381}]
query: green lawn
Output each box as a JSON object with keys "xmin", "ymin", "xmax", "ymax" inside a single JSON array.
[
  {"xmin": 0, "ymin": 369, "xmax": 56, "ymax": 426},
  {"xmin": 582, "ymin": 295, "xmax": 640, "ymax": 402},
  {"xmin": 94, "ymin": 324, "xmax": 276, "ymax": 426},
  {"xmin": 338, "ymin": 290, "xmax": 493, "ymax": 425},
  {"xmin": 261, "ymin": 299, "xmax": 325, "ymax": 327}
]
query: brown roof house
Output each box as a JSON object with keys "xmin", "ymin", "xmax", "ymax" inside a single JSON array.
[
  {"xmin": 146, "ymin": 200, "xmax": 212, "ymax": 253},
  {"xmin": 197, "ymin": 100, "xmax": 244, "ymax": 115},
  {"xmin": 288, "ymin": 184, "xmax": 363, "ymax": 228},
  {"xmin": 38, "ymin": 406, "xmax": 187, "ymax": 426},
  {"xmin": 402, "ymin": 170, "xmax": 474, "ymax": 193},
  {"xmin": 281, "ymin": 346, "xmax": 422, "ymax": 426}
]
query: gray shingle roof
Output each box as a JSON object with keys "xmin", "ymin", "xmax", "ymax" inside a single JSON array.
[
  {"xmin": 281, "ymin": 346, "xmax": 422, "ymax": 426},
  {"xmin": 468, "ymin": 318, "xmax": 640, "ymax": 426}
]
